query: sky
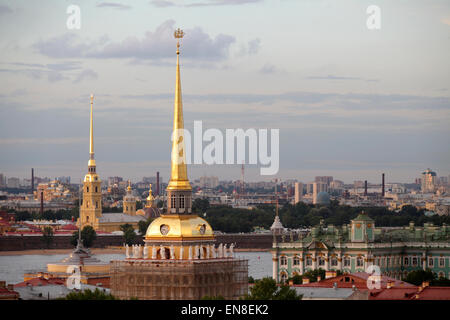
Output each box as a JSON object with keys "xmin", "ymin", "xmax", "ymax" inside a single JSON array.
[{"xmin": 0, "ymin": 0, "xmax": 449, "ymax": 184}]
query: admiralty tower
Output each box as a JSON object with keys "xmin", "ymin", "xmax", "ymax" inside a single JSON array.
[{"xmin": 110, "ymin": 28, "xmax": 248, "ymax": 300}]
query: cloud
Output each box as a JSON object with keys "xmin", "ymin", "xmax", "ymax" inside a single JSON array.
[
  {"xmin": 259, "ymin": 63, "xmax": 276, "ymax": 74},
  {"xmin": 150, "ymin": 0, "xmax": 262, "ymax": 7},
  {"xmin": 0, "ymin": 5, "xmax": 13, "ymax": 15},
  {"xmin": 32, "ymin": 20, "xmax": 236, "ymax": 63},
  {"xmin": 1, "ymin": 61, "xmax": 88, "ymax": 83},
  {"xmin": 307, "ymin": 74, "xmax": 379, "ymax": 82},
  {"xmin": 150, "ymin": 0, "xmax": 176, "ymax": 7},
  {"xmin": 96, "ymin": 2, "xmax": 132, "ymax": 10},
  {"xmin": 73, "ymin": 69, "xmax": 98, "ymax": 83}
]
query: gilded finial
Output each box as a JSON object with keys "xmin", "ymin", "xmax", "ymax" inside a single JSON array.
[
  {"xmin": 174, "ymin": 28, "xmax": 185, "ymax": 54},
  {"xmin": 90, "ymin": 94, "xmax": 94, "ymax": 104}
]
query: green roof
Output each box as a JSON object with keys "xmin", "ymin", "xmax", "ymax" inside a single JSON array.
[{"xmin": 352, "ymin": 212, "xmax": 374, "ymax": 222}]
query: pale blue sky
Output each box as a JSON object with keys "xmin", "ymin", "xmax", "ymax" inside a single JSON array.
[{"xmin": 0, "ymin": 0, "xmax": 449, "ymax": 184}]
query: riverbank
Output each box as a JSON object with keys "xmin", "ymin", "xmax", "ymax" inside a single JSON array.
[{"xmin": 0, "ymin": 247, "xmax": 270, "ymax": 256}]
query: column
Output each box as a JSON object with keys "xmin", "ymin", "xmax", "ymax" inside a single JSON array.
[
  {"xmin": 272, "ymin": 256, "xmax": 278, "ymax": 282},
  {"xmin": 312, "ymin": 252, "xmax": 317, "ymax": 270},
  {"xmin": 337, "ymin": 252, "xmax": 342, "ymax": 271},
  {"xmin": 324, "ymin": 254, "xmax": 329, "ymax": 271},
  {"xmin": 299, "ymin": 254, "xmax": 304, "ymax": 275}
]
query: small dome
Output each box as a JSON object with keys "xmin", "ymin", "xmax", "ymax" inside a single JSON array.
[{"xmin": 316, "ymin": 191, "xmax": 330, "ymax": 205}]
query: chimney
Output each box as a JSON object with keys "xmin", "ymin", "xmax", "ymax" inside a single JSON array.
[
  {"xmin": 31, "ymin": 168, "xmax": 34, "ymax": 194},
  {"xmin": 40, "ymin": 191, "xmax": 44, "ymax": 215},
  {"xmin": 382, "ymin": 173, "xmax": 385, "ymax": 197},
  {"xmin": 364, "ymin": 180, "xmax": 368, "ymax": 196},
  {"xmin": 156, "ymin": 171, "xmax": 160, "ymax": 196},
  {"xmin": 302, "ymin": 278, "xmax": 310, "ymax": 284}
]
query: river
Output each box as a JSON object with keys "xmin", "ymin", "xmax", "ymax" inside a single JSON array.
[{"xmin": 0, "ymin": 251, "xmax": 272, "ymax": 285}]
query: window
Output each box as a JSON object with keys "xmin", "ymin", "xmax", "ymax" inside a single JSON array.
[
  {"xmin": 293, "ymin": 256, "xmax": 300, "ymax": 266},
  {"xmin": 96, "ymin": 201, "xmax": 98, "ymax": 209},
  {"xmin": 86, "ymin": 201, "xmax": 89, "ymax": 208},
  {"xmin": 280, "ymin": 273, "xmax": 287, "ymax": 283},
  {"xmin": 428, "ymin": 258, "xmax": 434, "ymax": 267},
  {"xmin": 280, "ymin": 256, "xmax": 287, "ymax": 266},
  {"xmin": 179, "ymin": 195, "xmax": 185, "ymax": 209},
  {"xmin": 171, "ymin": 194, "xmax": 176, "ymax": 208},
  {"xmin": 331, "ymin": 259, "xmax": 338, "ymax": 267},
  {"xmin": 344, "ymin": 257, "xmax": 350, "ymax": 267},
  {"xmin": 412, "ymin": 257, "xmax": 418, "ymax": 266},
  {"xmin": 306, "ymin": 257, "xmax": 312, "ymax": 266},
  {"xmin": 86, "ymin": 186, "xmax": 89, "ymax": 193},
  {"xmin": 357, "ymin": 257, "xmax": 364, "ymax": 267},
  {"xmin": 318, "ymin": 257, "xmax": 325, "ymax": 266},
  {"xmin": 386, "ymin": 258, "xmax": 390, "ymax": 267},
  {"xmin": 95, "ymin": 186, "xmax": 98, "ymax": 193},
  {"xmin": 439, "ymin": 258, "xmax": 445, "ymax": 268},
  {"xmin": 126, "ymin": 206, "xmax": 128, "ymax": 211},
  {"xmin": 404, "ymin": 257, "xmax": 409, "ymax": 266}
]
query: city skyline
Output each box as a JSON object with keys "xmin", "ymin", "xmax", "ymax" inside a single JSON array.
[{"xmin": 1, "ymin": 1, "xmax": 449, "ymax": 184}]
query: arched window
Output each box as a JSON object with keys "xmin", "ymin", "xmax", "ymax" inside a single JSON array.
[
  {"xmin": 293, "ymin": 256, "xmax": 300, "ymax": 266},
  {"xmin": 343, "ymin": 257, "xmax": 350, "ymax": 267},
  {"xmin": 179, "ymin": 195, "xmax": 185, "ymax": 209},
  {"xmin": 439, "ymin": 258, "xmax": 445, "ymax": 267},
  {"xmin": 356, "ymin": 257, "xmax": 364, "ymax": 267},
  {"xmin": 86, "ymin": 186, "xmax": 89, "ymax": 193},
  {"xmin": 428, "ymin": 257, "xmax": 434, "ymax": 267},
  {"xmin": 306, "ymin": 257, "xmax": 312, "ymax": 266},
  {"xmin": 331, "ymin": 258, "xmax": 338, "ymax": 267},
  {"xmin": 95, "ymin": 186, "xmax": 98, "ymax": 193},
  {"xmin": 404, "ymin": 257, "xmax": 409, "ymax": 266},
  {"xmin": 280, "ymin": 272, "xmax": 288, "ymax": 284},
  {"xmin": 280, "ymin": 256, "xmax": 287, "ymax": 266},
  {"xmin": 171, "ymin": 194, "xmax": 176, "ymax": 208},
  {"xmin": 412, "ymin": 257, "xmax": 418, "ymax": 266},
  {"xmin": 318, "ymin": 257, "xmax": 325, "ymax": 266}
]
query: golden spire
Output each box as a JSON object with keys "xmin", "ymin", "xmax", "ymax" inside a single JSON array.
[
  {"xmin": 167, "ymin": 28, "xmax": 191, "ymax": 191},
  {"xmin": 127, "ymin": 180, "xmax": 132, "ymax": 192},
  {"xmin": 88, "ymin": 94, "xmax": 96, "ymax": 169},
  {"xmin": 146, "ymin": 184, "xmax": 155, "ymax": 207}
]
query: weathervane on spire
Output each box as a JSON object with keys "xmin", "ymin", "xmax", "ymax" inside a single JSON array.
[{"xmin": 174, "ymin": 28, "xmax": 185, "ymax": 54}]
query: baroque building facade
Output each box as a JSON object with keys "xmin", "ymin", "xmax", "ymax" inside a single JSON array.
[{"xmin": 272, "ymin": 212, "xmax": 450, "ymax": 283}]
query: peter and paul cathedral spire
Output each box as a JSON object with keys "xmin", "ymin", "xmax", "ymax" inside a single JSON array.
[{"xmin": 78, "ymin": 94, "xmax": 102, "ymax": 230}]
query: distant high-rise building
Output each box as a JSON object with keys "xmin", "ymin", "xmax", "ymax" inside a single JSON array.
[
  {"xmin": 329, "ymin": 180, "xmax": 344, "ymax": 189},
  {"xmin": 199, "ymin": 176, "xmax": 219, "ymax": 188},
  {"xmin": 315, "ymin": 176, "xmax": 333, "ymax": 186},
  {"xmin": 421, "ymin": 169, "xmax": 437, "ymax": 193},
  {"xmin": 7, "ymin": 177, "xmax": 20, "ymax": 188},
  {"xmin": 294, "ymin": 182, "xmax": 303, "ymax": 204},
  {"xmin": 56, "ymin": 176, "xmax": 71, "ymax": 184},
  {"xmin": 108, "ymin": 176, "xmax": 123, "ymax": 187},
  {"xmin": 0, "ymin": 173, "xmax": 5, "ymax": 188},
  {"xmin": 313, "ymin": 182, "xmax": 328, "ymax": 204}
]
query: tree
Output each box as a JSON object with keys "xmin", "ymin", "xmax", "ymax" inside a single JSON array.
[
  {"xmin": 243, "ymin": 277, "xmax": 302, "ymax": 300},
  {"xmin": 70, "ymin": 225, "xmax": 97, "ymax": 247},
  {"xmin": 192, "ymin": 198, "xmax": 210, "ymax": 213},
  {"xmin": 405, "ymin": 269, "xmax": 435, "ymax": 286},
  {"xmin": 138, "ymin": 218, "xmax": 153, "ymax": 236},
  {"xmin": 41, "ymin": 226, "xmax": 54, "ymax": 249},
  {"xmin": 120, "ymin": 223, "xmax": 136, "ymax": 245},
  {"xmin": 63, "ymin": 288, "xmax": 116, "ymax": 300}
]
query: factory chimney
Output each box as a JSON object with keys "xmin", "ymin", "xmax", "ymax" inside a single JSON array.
[
  {"xmin": 382, "ymin": 173, "xmax": 385, "ymax": 197},
  {"xmin": 156, "ymin": 171, "xmax": 160, "ymax": 196},
  {"xmin": 364, "ymin": 180, "xmax": 368, "ymax": 196},
  {"xmin": 31, "ymin": 168, "xmax": 34, "ymax": 195},
  {"xmin": 40, "ymin": 191, "xmax": 44, "ymax": 216}
]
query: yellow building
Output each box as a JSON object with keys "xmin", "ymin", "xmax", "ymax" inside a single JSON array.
[
  {"xmin": 77, "ymin": 95, "xmax": 145, "ymax": 233},
  {"xmin": 110, "ymin": 29, "xmax": 248, "ymax": 300},
  {"xmin": 123, "ymin": 180, "xmax": 137, "ymax": 216}
]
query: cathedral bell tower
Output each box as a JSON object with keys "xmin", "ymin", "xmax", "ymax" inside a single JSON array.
[{"xmin": 78, "ymin": 94, "xmax": 102, "ymax": 230}]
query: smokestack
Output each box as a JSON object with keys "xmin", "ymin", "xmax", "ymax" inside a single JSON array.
[
  {"xmin": 364, "ymin": 180, "xmax": 368, "ymax": 196},
  {"xmin": 382, "ymin": 173, "xmax": 385, "ymax": 197},
  {"xmin": 31, "ymin": 168, "xmax": 34, "ymax": 194},
  {"xmin": 156, "ymin": 171, "xmax": 160, "ymax": 196},
  {"xmin": 40, "ymin": 191, "xmax": 44, "ymax": 215}
]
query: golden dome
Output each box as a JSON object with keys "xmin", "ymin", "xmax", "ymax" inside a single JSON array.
[{"xmin": 145, "ymin": 215, "xmax": 214, "ymax": 240}]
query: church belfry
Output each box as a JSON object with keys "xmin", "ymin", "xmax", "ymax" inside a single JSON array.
[{"xmin": 78, "ymin": 94, "xmax": 102, "ymax": 229}]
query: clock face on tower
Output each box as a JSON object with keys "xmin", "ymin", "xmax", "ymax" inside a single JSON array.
[
  {"xmin": 160, "ymin": 224, "xmax": 170, "ymax": 235},
  {"xmin": 199, "ymin": 224, "xmax": 206, "ymax": 235}
]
